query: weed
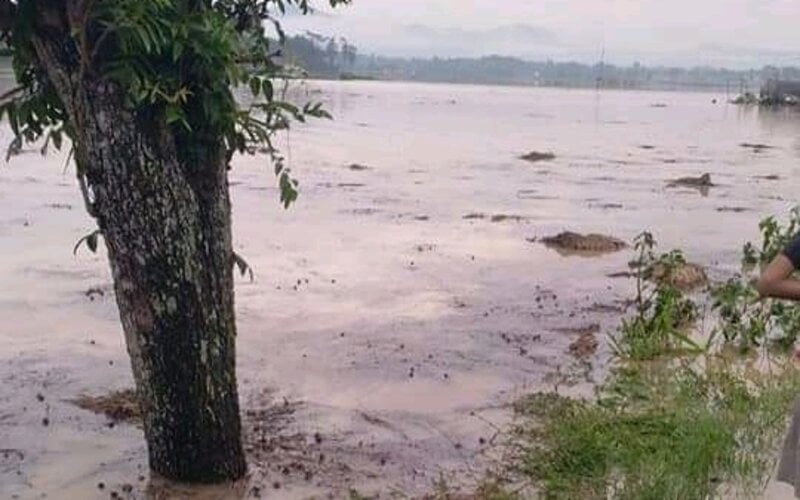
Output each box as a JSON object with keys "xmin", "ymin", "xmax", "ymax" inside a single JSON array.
[
  {"xmin": 712, "ymin": 207, "xmax": 800, "ymax": 351},
  {"xmin": 514, "ymin": 360, "xmax": 800, "ymax": 500},
  {"xmin": 611, "ymin": 233, "xmax": 701, "ymax": 360}
]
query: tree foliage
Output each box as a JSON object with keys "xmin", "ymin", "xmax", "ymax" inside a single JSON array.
[
  {"xmin": 0, "ymin": 0, "xmax": 349, "ymax": 208},
  {"xmin": 283, "ymin": 32, "xmax": 358, "ymax": 77}
]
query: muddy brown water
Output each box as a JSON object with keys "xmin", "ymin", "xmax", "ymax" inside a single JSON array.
[{"xmin": 3, "ymin": 79, "xmax": 800, "ymax": 499}]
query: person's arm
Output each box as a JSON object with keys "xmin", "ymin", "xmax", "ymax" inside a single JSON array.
[
  {"xmin": 757, "ymin": 233, "xmax": 800, "ymax": 299},
  {"xmin": 756, "ymin": 254, "xmax": 800, "ymax": 300}
]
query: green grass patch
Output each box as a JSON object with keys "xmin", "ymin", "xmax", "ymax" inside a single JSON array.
[{"xmin": 512, "ymin": 359, "xmax": 800, "ymax": 499}]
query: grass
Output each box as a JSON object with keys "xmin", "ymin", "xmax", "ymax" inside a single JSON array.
[
  {"xmin": 511, "ymin": 359, "xmax": 800, "ymax": 499},
  {"xmin": 610, "ymin": 234, "xmax": 704, "ymax": 361}
]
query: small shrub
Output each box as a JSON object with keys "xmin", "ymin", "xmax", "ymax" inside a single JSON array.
[
  {"xmin": 611, "ymin": 233, "xmax": 701, "ymax": 360},
  {"xmin": 712, "ymin": 207, "xmax": 800, "ymax": 351}
]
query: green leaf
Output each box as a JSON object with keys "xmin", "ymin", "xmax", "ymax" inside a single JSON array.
[
  {"xmin": 165, "ymin": 104, "xmax": 183, "ymax": 125},
  {"xmin": 73, "ymin": 230, "xmax": 102, "ymax": 255},
  {"xmin": 172, "ymin": 41, "xmax": 184, "ymax": 62},
  {"xmin": 233, "ymin": 252, "xmax": 255, "ymax": 282},
  {"xmin": 262, "ymin": 80, "xmax": 274, "ymax": 102},
  {"xmin": 249, "ymin": 77, "xmax": 261, "ymax": 97},
  {"xmin": 51, "ymin": 129, "xmax": 63, "ymax": 151}
]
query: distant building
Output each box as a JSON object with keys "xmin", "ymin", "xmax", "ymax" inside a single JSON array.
[{"xmin": 761, "ymin": 79, "xmax": 800, "ymax": 103}]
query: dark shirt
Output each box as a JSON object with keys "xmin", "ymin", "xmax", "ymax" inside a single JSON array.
[{"xmin": 784, "ymin": 234, "xmax": 800, "ymax": 269}]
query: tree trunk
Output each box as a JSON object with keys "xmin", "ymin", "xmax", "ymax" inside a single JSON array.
[{"xmin": 31, "ymin": 39, "xmax": 247, "ymax": 482}]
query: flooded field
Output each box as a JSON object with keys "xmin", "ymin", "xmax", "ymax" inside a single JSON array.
[{"xmin": 3, "ymin": 79, "xmax": 800, "ymax": 499}]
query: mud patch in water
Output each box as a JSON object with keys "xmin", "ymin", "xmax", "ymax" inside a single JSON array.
[
  {"xmin": 584, "ymin": 302, "xmax": 627, "ymax": 314},
  {"xmin": 716, "ymin": 206, "xmax": 750, "ymax": 213},
  {"xmin": 0, "ymin": 449, "xmax": 25, "ymax": 475},
  {"xmin": 607, "ymin": 271, "xmax": 636, "ymax": 279},
  {"xmin": 569, "ymin": 331, "xmax": 600, "ymax": 359},
  {"xmin": 517, "ymin": 189, "xmax": 556, "ymax": 200},
  {"xmin": 463, "ymin": 213, "xmax": 529, "ymax": 223},
  {"xmin": 649, "ymin": 261, "xmax": 708, "ymax": 292},
  {"xmin": 740, "ymin": 142, "xmax": 775, "ymax": 153},
  {"xmin": 554, "ymin": 323, "xmax": 601, "ymax": 336},
  {"xmin": 539, "ymin": 232, "xmax": 627, "ymax": 257},
  {"xmin": 490, "ymin": 214, "xmax": 528, "ymax": 223},
  {"xmin": 344, "ymin": 208, "xmax": 383, "ymax": 216},
  {"xmin": 71, "ymin": 389, "xmax": 140, "ymax": 424},
  {"xmin": 519, "ymin": 151, "xmax": 556, "ymax": 163},
  {"xmin": 666, "ymin": 173, "xmax": 714, "ymax": 196},
  {"xmin": 44, "ymin": 203, "xmax": 73, "ymax": 210},
  {"xmin": 590, "ymin": 202, "xmax": 624, "ymax": 210}
]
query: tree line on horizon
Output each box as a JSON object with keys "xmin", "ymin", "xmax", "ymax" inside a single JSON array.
[{"xmin": 284, "ymin": 33, "xmax": 799, "ymax": 92}]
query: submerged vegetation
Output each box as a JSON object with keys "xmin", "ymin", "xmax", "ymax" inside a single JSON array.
[{"xmin": 491, "ymin": 212, "xmax": 800, "ymax": 499}]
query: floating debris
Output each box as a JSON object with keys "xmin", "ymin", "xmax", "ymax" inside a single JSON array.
[
  {"xmin": 555, "ymin": 324, "xmax": 600, "ymax": 336},
  {"xmin": 517, "ymin": 189, "xmax": 556, "ymax": 200},
  {"xmin": 463, "ymin": 213, "xmax": 486, "ymax": 220},
  {"xmin": 85, "ymin": 286, "xmax": 106, "ymax": 301},
  {"xmin": 584, "ymin": 302, "xmax": 626, "ymax": 314},
  {"xmin": 46, "ymin": 203, "xmax": 73, "ymax": 210},
  {"xmin": 716, "ymin": 206, "xmax": 750, "ymax": 213},
  {"xmin": 607, "ymin": 271, "xmax": 636, "ymax": 279},
  {"xmin": 740, "ymin": 143, "xmax": 775, "ymax": 153},
  {"xmin": 347, "ymin": 163, "xmax": 370, "ymax": 171},
  {"xmin": 347, "ymin": 208, "xmax": 382, "ymax": 216},
  {"xmin": 591, "ymin": 202, "xmax": 624, "ymax": 210},
  {"xmin": 490, "ymin": 214, "xmax": 527, "ymax": 223},
  {"xmin": 667, "ymin": 173, "xmax": 713, "ymax": 188},
  {"xmin": 463, "ymin": 213, "xmax": 528, "ymax": 222},
  {"xmin": 519, "ymin": 151, "xmax": 556, "ymax": 163}
]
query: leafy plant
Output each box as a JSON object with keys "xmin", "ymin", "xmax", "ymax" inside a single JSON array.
[
  {"xmin": 515, "ymin": 359, "xmax": 800, "ymax": 500},
  {"xmin": 711, "ymin": 208, "xmax": 800, "ymax": 351},
  {"xmin": 742, "ymin": 207, "xmax": 800, "ymax": 272},
  {"xmin": 611, "ymin": 232, "xmax": 702, "ymax": 360},
  {"xmin": 1, "ymin": 0, "xmax": 349, "ymax": 209}
]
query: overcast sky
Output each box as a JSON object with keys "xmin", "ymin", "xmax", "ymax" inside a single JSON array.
[{"xmin": 282, "ymin": 0, "xmax": 800, "ymax": 68}]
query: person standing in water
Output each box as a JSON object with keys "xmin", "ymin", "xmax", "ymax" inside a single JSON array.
[{"xmin": 757, "ymin": 235, "xmax": 800, "ymax": 497}]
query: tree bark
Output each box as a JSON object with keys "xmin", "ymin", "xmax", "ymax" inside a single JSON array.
[{"xmin": 31, "ymin": 32, "xmax": 247, "ymax": 482}]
